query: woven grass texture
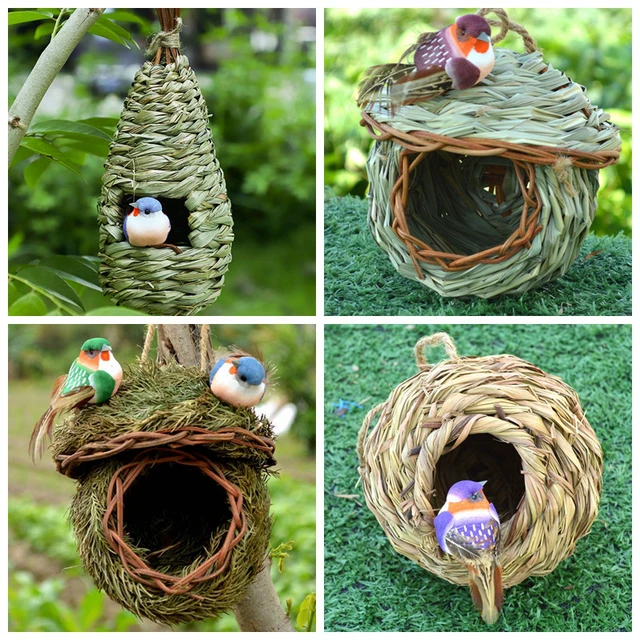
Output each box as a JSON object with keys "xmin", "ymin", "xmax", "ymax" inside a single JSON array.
[
  {"xmin": 362, "ymin": 41, "xmax": 620, "ymax": 298},
  {"xmin": 51, "ymin": 361, "xmax": 273, "ymax": 625},
  {"xmin": 357, "ymin": 332, "xmax": 603, "ymax": 591},
  {"xmin": 98, "ymin": 54, "xmax": 233, "ymax": 315}
]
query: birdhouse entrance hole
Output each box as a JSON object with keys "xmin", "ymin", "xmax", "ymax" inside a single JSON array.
[
  {"xmin": 403, "ymin": 152, "xmax": 532, "ymax": 260},
  {"xmin": 122, "ymin": 461, "xmax": 230, "ymax": 570},
  {"xmin": 122, "ymin": 195, "xmax": 193, "ymax": 247},
  {"xmin": 433, "ymin": 434, "xmax": 525, "ymax": 523}
]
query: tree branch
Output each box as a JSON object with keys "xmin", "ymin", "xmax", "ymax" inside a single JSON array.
[
  {"xmin": 8, "ymin": 8, "xmax": 105, "ymax": 164},
  {"xmin": 152, "ymin": 324, "xmax": 295, "ymax": 632}
]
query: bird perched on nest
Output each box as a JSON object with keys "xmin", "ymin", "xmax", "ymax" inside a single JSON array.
[
  {"xmin": 29, "ymin": 338, "xmax": 123, "ymax": 461},
  {"xmin": 434, "ymin": 480, "xmax": 503, "ymax": 624},
  {"xmin": 356, "ymin": 14, "xmax": 494, "ymax": 110},
  {"xmin": 209, "ymin": 353, "xmax": 268, "ymax": 408},
  {"xmin": 124, "ymin": 197, "xmax": 181, "ymax": 254}
]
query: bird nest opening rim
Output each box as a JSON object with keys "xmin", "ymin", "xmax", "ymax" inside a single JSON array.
[{"xmin": 103, "ymin": 448, "xmax": 246, "ymax": 598}]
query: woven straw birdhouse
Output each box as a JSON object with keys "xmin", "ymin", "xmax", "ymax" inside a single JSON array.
[
  {"xmin": 51, "ymin": 361, "xmax": 274, "ymax": 625},
  {"xmin": 360, "ymin": 10, "xmax": 620, "ymax": 298},
  {"xmin": 98, "ymin": 10, "xmax": 232, "ymax": 315},
  {"xmin": 357, "ymin": 333, "xmax": 603, "ymax": 602}
]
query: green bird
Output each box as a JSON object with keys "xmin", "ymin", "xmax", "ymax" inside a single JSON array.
[{"xmin": 29, "ymin": 337, "xmax": 123, "ymax": 461}]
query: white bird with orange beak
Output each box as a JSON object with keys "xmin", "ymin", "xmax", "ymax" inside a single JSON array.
[{"xmin": 209, "ymin": 354, "xmax": 267, "ymax": 408}]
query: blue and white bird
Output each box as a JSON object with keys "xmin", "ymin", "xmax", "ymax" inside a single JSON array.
[
  {"xmin": 209, "ymin": 354, "xmax": 267, "ymax": 408},
  {"xmin": 123, "ymin": 197, "xmax": 171, "ymax": 248}
]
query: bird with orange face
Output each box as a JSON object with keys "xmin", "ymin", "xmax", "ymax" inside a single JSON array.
[
  {"xmin": 356, "ymin": 14, "xmax": 495, "ymax": 109},
  {"xmin": 434, "ymin": 480, "xmax": 503, "ymax": 624}
]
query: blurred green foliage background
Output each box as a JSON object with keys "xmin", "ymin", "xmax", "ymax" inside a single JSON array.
[
  {"xmin": 325, "ymin": 8, "xmax": 631, "ymax": 237},
  {"xmin": 8, "ymin": 323, "xmax": 316, "ymax": 631},
  {"xmin": 9, "ymin": 8, "xmax": 316, "ymax": 315}
]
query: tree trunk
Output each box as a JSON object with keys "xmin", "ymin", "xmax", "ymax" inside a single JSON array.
[
  {"xmin": 8, "ymin": 8, "xmax": 105, "ymax": 164},
  {"xmin": 153, "ymin": 324, "xmax": 295, "ymax": 633}
]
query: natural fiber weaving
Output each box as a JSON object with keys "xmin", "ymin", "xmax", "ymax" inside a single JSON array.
[
  {"xmin": 98, "ymin": 9, "xmax": 232, "ymax": 315},
  {"xmin": 357, "ymin": 332, "xmax": 603, "ymax": 589},
  {"xmin": 51, "ymin": 361, "xmax": 274, "ymax": 625},
  {"xmin": 361, "ymin": 9, "xmax": 620, "ymax": 298}
]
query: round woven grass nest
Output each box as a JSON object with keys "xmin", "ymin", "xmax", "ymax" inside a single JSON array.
[
  {"xmin": 98, "ymin": 54, "xmax": 233, "ymax": 315},
  {"xmin": 361, "ymin": 47, "xmax": 620, "ymax": 298},
  {"xmin": 51, "ymin": 361, "xmax": 274, "ymax": 625},
  {"xmin": 357, "ymin": 333, "xmax": 603, "ymax": 590}
]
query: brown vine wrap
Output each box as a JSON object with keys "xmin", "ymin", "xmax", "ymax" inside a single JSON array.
[
  {"xmin": 54, "ymin": 426, "xmax": 274, "ymax": 597},
  {"xmin": 359, "ymin": 8, "xmax": 621, "ymax": 283}
]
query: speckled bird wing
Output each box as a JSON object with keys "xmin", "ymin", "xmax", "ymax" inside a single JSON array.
[
  {"xmin": 413, "ymin": 29, "xmax": 453, "ymax": 74},
  {"xmin": 62, "ymin": 359, "xmax": 93, "ymax": 394},
  {"xmin": 445, "ymin": 519, "xmax": 500, "ymax": 562}
]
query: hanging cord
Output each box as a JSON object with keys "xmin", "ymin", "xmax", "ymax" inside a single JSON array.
[
  {"xmin": 414, "ymin": 333, "xmax": 460, "ymax": 370},
  {"xmin": 200, "ymin": 325, "xmax": 211, "ymax": 373},
  {"xmin": 147, "ymin": 8, "xmax": 182, "ymax": 65},
  {"xmin": 477, "ymin": 8, "xmax": 539, "ymax": 53},
  {"xmin": 141, "ymin": 324, "xmax": 157, "ymax": 364}
]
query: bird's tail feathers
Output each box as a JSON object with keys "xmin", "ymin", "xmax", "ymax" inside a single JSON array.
[
  {"xmin": 28, "ymin": 383, "xmax": 94, "ymax": 462},
  {"xmin": 467, "ymin": 560, "xmax": 503, "ymax": 625},
  {"xmin": 355, "ymin": 63, "xmax": 415, "ymax": 109}
]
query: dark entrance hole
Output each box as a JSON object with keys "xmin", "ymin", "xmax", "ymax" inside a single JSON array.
[
  {"xmin": 123, "ymin": 461, "xmax": 230, "ymax": 570},
  {"xmin": 121, "ymin": 195, "xmax": 192, "ymax": 246},
  {"xmin": 433, "ymin": 434, "xmax": 525, "ymax": 523},
  {"xmin": 405, "ymin": 153, "xmax": 526, "ymax": 256}
]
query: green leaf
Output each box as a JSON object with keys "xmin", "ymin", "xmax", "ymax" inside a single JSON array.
[
  {"xmin": 29, "ymin": 119, "xmax": 111, "ymax": 141},
  {"xmin": 88, "ymin": 17, "xmax": 139, "ymax": 49},
  {"xmin": 296, "ymin": 592, "xmax": 316, "ymax": 632},
  {"xmin": 10, "ymin": 145, "xmax": 35, "ymax": 166},
  {"xmin": 60, "ymin": 137, "xmax": 110, "ymax": 158},
  {"xmin": 15, "ymin": 266, "xmax": 84, "ymax": 313},
  {"xmin": 23, "ymin": 157, "xmax": 52, "ymax": 188},
  {"xmin": 39, "ymin": 256, "xmax": 101, "ymax": 291},
  {"xmin": 19, "ymin": 137, "xmax": 84, "ymax": 178},
  {"xmin": 78, "ymin": 589, "xmax": 104, "ymax": 629},
  {"xmin": 8, "ymin": 11, "xmax": 53, "ymax": 25},
  {"xmin": 104, "ymin": 10, "xmax": 147, "ymax": 25},
  {"xmin": 8, "ymin": 282, "xmax": 22, "ymax": 306},
  {"xmin": 9, "ymin": 292, "xmax": 48, "ymax": 316},
  {"xmin": 95, "ymin": 15, "xmax": 140, "ymax": 47},
  {"xmin": 34, "ymin": 21, "xmax": 55, "ymax": 39},
  {"xmin": 8, "ymin": 233, "xmax": 24, "ymax": 258},
  {"xmin": 78, "ymin": 117, "xmax": 119, "ymax": 132},
  {"xmin": 86, "ymin": 306, "xmax": 147, "ymax": 316}
]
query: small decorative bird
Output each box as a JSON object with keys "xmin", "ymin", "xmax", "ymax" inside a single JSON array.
[
  {"xmin": 209, "ymin": 353, "xmax": 267, "ymax": 408},
  {"xmin": 29, "ymin": 338, "xmax": 123, "ymax": 461},
  {"xmin": 123, "ymin": 197, "xmax": 181, "ymax": 254},
  {"xmin": 434, "ymin": 480, "xmax": 503, "ymax": 624},
  {"xmin": 356, "ymin": 14, "xmax": 494, "ymax": 109}
]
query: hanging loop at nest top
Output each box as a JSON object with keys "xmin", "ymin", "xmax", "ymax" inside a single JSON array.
[
  {"xmin": 148, "ymin": 8, "xmax": 182, "ymax": 65},
  {"xmin": 478, "ymin": 8, "xmax": 538, "ymax": 52},
  {"xmin": 414, "ymin": 332, "xmax": 459, "ymax": 369}
]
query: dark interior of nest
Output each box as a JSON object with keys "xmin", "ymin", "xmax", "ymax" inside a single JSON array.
[
  {"xmin": 121, "ymin": 194, "xmax": 192, "ymax": 246},
  {"xmin": 123, "ymin": 461, "xmax": 230, "ymax": 570},
  {"xmin": 433, "ymin": 434, "xmax": 526, "ymax": 523},
  {"xmin": 404, "ymin": 153, "xmax": 529, "ymax": 257}
]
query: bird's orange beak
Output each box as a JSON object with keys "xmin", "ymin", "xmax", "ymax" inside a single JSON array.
[
  {"xmin": 101, "ymin": 350, "xmax": 110, "ymax": 361},
  {"xmin": 131, "ymin": 207, "xmax": 140, "ymax": 217}
]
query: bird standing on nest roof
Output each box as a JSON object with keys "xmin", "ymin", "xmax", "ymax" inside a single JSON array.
[
  {"xmin": 209, "ymin": 353, "xmax": 268, "ymax": 408},
  {"xmin": 356, "ymin": 14, "xmax": 495, "ymax": 109},
  {"xmin": 29, "ymin": 338, "xmax": 123, "ymax": 461},
  {"xmin": 434, "ymin": 479, "xmax": 503, "ymax": 624}
]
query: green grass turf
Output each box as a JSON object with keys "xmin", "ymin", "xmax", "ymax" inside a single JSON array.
[
  {"xmin": 324, "ymin": 197, "xmax": 632, "ymax": 316},
  {"xmin": 324, "ymin": 324, "xmax": 631, "ymax": 632}
]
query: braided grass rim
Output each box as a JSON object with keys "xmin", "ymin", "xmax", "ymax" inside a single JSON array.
[
  {"xmin": 102, "ymin": 448, "xmax": 245, "ymax": 598},
  {"xmin": 54, "ymin": 426, "xmax": 276, "ymax": 477},
  {"xmin": 360, "ymin": 112, "xmax": 618, "ymax": 275},
  {"xmin": 356, "ymin": 332, "xmax": 603, "ymax": 588}
]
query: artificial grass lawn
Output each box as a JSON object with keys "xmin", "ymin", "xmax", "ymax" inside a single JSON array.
[
  {"xmin": 324, "ymin": 197, "xmax": 631, "ymax": 316},
  {"xmin": 324, "ymin": 324, "xmax": 631, "ymax": 632}
]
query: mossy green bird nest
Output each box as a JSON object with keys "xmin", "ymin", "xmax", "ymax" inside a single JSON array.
[
  {"xmin": 51, "ymin": 361, "xmax": 275, "ymax": 625},
  {"xmin": 360, "ymin": 13, "xmax": 621, "ymax": 299}
]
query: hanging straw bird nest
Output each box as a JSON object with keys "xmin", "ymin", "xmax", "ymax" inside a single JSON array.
[
  {"xmin": 357, "ymin": 332, "xmax": 603, "ymax": 594},
  {"xmin": 360, "ymin": 9, "xmax": 620, "ymax": 298},
  {"xmin": 98, "ymin": 10, "xmax": 233, "ymax": 315},
  {"xmin": 51, "ymin": 361, "xmax": 274, "ymax": 625}
]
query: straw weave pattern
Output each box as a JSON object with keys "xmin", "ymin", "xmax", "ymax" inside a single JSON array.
[{"xmin": 99, "ymin": 54, "xmax": 233, "ymax": 315}]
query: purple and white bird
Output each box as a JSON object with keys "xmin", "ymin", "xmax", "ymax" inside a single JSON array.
[
  {"xmin": 123, "ymin": 197, "xmax": 172, "ymax": 248},
  {"xmin": 356, "ymin": 14, "xmax": 494, "ymax": 109},
  {"xmin": 434, "ymin": 480, "xmax": 503, "ymax": 624},
  {"xmin": 209, "ymin": 354, "xmax": 267, "ymax": 408}
]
